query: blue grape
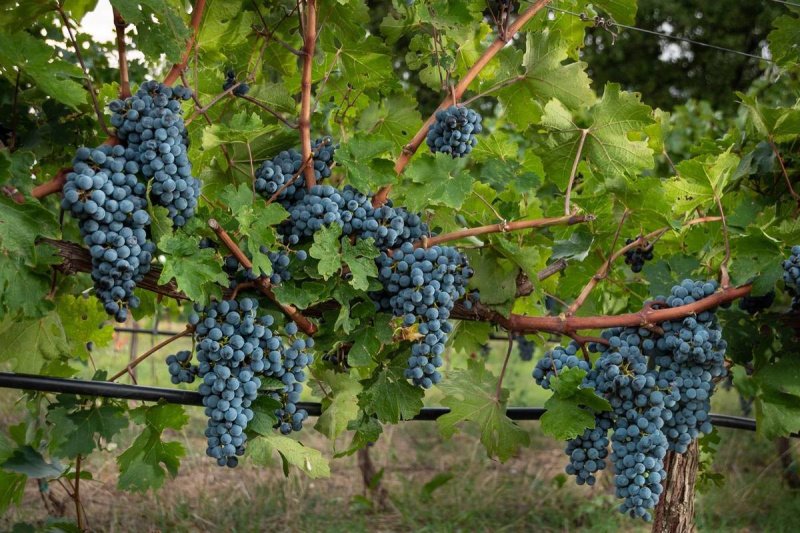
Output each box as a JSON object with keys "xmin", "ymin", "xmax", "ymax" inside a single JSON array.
[{"xmin": 426, "ymin": 105, "xmax": 483, "ymax": 157}]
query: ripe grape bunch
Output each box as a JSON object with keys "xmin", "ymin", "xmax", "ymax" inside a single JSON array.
[
  {"xmin": 623, "ymin": 237, "xmax": 654, "ymax": 273},
  {"xmin": 532, "ymin": 279, "xmax": 727, "ymax": 521},
  {"xmin": 254, "ymin": 138, "xmax": 337, "ymax": 208},
  {"xmin": 738, "ymin": 291, "xmax": 775, "ymax": 315},
  {"xmin": 61, "ymin": 146, "xmax": 154, "ymax": 322},
  {"xmin": 109, "ymin": 80, "xmax": 199, "ymax": 227},
  {"xmin": 427, "ymin": 105, "xmax": 483, "ymax": 158},
  {"xmin": 187, "ymin": 298, "xmax": 315, "ymax": 467},
  {"xmin": 166, "ymin": 350, "xmax": 197, "ymax": 384},
  {"xmin": 782, "ymin": 246, "xmax": 800, "ymax": 308}
]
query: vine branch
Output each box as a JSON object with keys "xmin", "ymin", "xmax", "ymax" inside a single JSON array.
[
  {"xmin": 55, "ymin": 3, "xmax": 111, "ymax": 137},
  {"xmin": 415, "ymin": 213, "xmax": 593, "ymax": 249},
  {"xmin": 110, "ymin": 326, "xmax": 193, "ymax": 382},
  {"xmin": 372, "ymin": 0, "xmax": 552, "ymax": 207},
  {"xmin": 163, "ymin": 0, "xmax": 208, "ymax": 86},
  {"xmin": 113, "ymin": 8, "xmax": 131, "ymax": 99},
  {"xmin": 769, "ymin": 138, "xmax": 800, "ymax": 207},
  {"xmin": 208, "ymin": 219, "xmax": 317, "ymax": 335},
  {"xmin": 564, "ymin": 128, "xmax": 589, "ymax": 215},
  {"xmin": 299, "ymin": 0, "xmax": 318, "ymax": 191}
]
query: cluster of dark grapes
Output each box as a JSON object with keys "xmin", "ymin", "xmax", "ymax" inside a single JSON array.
[
  {"xmin": 426, "ymin": 105, "xmax": 483, "ymax": 158},
  {"xmin": 533, "ymin": 279, "xmax": 726, "ymax": 521},
  {"xmin": 623, "ymin": 238, "xmax": 654, "ymax": 273},
  {"xmin": 223, "ymin": 69, "xmax": 250, "ymax": 96},
  {"xmin": 61, "ymin": 145, "xmax": 154, "ymax": 322},
  {"xmin": 516, "ymin": 335, "xmax": 535, "ymax": 361},
  {"xmin": 109, "ymin": 80, "xmax": 199, "ymax": 227},
  {"xmin": 738, "ymin": 290, "xmax": 775, "ymax": 315},
  {"xmin": 462, "ymin": 289, "xmax": 481, "ymax": 311},
  {"xmin": 783, "ymin": 246, "xmax": 800, "ymax": 308},
  {"xmin": 651, "ymin": 280, "xmax": 726, "ymax": 453},
  {"xmin": 166, "ymin": 350, "xmax": 197, "ymax": 384},
  {"xmin": 190, "ymin": 298, "xmax": 264, "ymax": 468},
  {"xmin": 254, "ymin": 138, "xmax": 336, "ymax": 209},
  {"xmin": 187, "ymin": 298, "xmax": 315, "ymax": 466},
  {"xmin": 262, "ymin": 321, "xmax": 314, "ymax": 435},
  {"xmin": 375, "ymin": 242, "xmax": 473, "ymax": 388}
]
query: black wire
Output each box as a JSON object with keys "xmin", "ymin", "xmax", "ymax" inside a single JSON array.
[
  {"xmin": 0, "ymin": 372, "xmax": 775, "ymax": 434},
  {"xmin": 548, "ymin": 5, "xmax": 775, "ymax": 63}
]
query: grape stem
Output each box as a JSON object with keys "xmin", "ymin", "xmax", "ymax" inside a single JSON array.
[
  {"xmin": 163, "ymin": 0, "xmax": 208, "ymax": 86},
  {"xmin": 207, "ymin": 219, "xmax": 318, "ymax": 335},
  {"xmin": 299, "ymin": 0, "xmax": 318, "ymax": 191},
  {"xmin": 113, "ymin": 8, "xmax": 131, "ymax": 99},
  {"xmin": 713, "ymin": 191, "xmax": 731, "ymax": 288},
  {"xmin": 239, "ymin": 94, "xmax": 298, "ymax": 129},
  {"xmin": 372, "ymin": 0, "xmax": 553, "ymax": 207},
  {"xmin": 564, "ymin": 128, "xmax": 590, "ymax": 216},
  {"xmin": 109, "ymin": 326, "xmax": 194, "ymax": 382},
  {"xmin": 565, "ymin": 215, "xmax": 722, "ymax": 316},
  {"xmin": 413, "ymin": 213, "xmax": 592, "ymax": 250},
  {"xmin": 494, "ymin": 333, "xmax": 514, "ymax": 401}
]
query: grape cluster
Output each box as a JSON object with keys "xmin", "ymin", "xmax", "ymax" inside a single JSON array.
[
  {"xmin": 565, "ymin": 413, "xmax": 613, "ymax": 486},
  {"xmin": 190, "ymin": 298, "xmax": 264, "ymax": 468},
  {"xmin": 254, "ymin": 138, "xmax": 337, "ymax": 208},
  {"xmin": 623, "ymin": 238, "xmax": 654, "ymax": 273},
  {"xmin": 783, "ymin": 245, "xmax": 800, "ymax": 291},
  {"xmin": 651, "ymin": 280, "xmax": 726, "ymax": 453},
  {"xmin": 531, "ymin": 342, "xmax": 590, "ymax": 388},
  {"xmin": 166, "ymin": 350, "xmax": 197, "ymax": 384},
  {"xmin": 109, "ymin": 80, "xmax": 199, "ymax": 227},
  {"xmin": 516, "ymin": 335, "xmax": 535, "ymax": 361},
  {"xmin": 426, "ymin": 105, "xmax": 483, "ymax": 157},
  {"xmin": 61, "ymin": 145, "xmax": 154, "ymax": 322},
  {"xmin": 738, "ymin": 291, "xmax": 775, "ymax": 314},
  {"xmin": 375, "ymin": 242, "xmax": 473, "ymax": 388},
  {"xmin": 223, "ymin": 69, "xmax": 250, "ymax": 96},
  {"xmin": 261, "ymin": 321, "xmax": 314, "ymax": 435}
]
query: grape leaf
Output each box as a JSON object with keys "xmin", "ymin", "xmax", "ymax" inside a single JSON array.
[
  {"xmin": 247, "ymin": 434, "xmax": 330, "ymax": 479},
  {"xmin": 0, "ymin": 255, "xmax": 53, "ymax": 319},
  {"xmin": 0, "ymin": 197, "xmax": 59, "ymax": 260},
  {"xmin": 341, "ymin": 237, "xmax": 379, "ymax": 291},
  {"xmin": 56, "ymin": 296, "xmax": 114, "ymax": 359},
  {"xmin": 0, "ymin": 32, "xmax": 86, "ymax": 109},
  {"xmin": 335, "ymin": 135, "xmax": 395, "ymax": 192},
  {"xmin": 398, "ymin": 153, "xmax": 472, "ymax": 211},
  {"xmin": 540, "ymin": 84, "xmax": 654, "ymax": 190},
  {"xmin": 768, "ymin": 12, "xmax": 800, "ymax": 69},
  {"xmin": 540, "ymin": 368, "xmax": 611, "ymax": 440},
  {"xmin": 158, "ymin": 234, "xmax": 228, "ymax": 302},
  {"xmin": 357, "ymin": 95, "xmax": 423, "ymax": 151},
  {"xmin": 0, "ymin": 313, "xmax": 70, "ymax": 374},
  {"xmin": 315, "ymin": 370, "xmax": 363, "ymax": 440},
  {"xmin": 48, "ymin": 401, "xmax": 128, "ymax": 459},
  {"xmin": 664, "ymin": 151, "xmax": 739, "ymax": 214},
  {"xmin": 359, "ymin": 363, "xmax": 424, "ymax": 424},
  {"xmin": 437, "ymin": 359, "xmax": 530, "ymax": 462},
  {"xmin": 499, "ymin": 30, "xmax": 595, "ymax": 129},
  {"xmin": 0, "ymin": 434, "xmax": 26, "ymax": 516},
  {"xmin": 592, "ymin": 0, "xmax": 638, "ymax": 25},
  {"xmin": 1, "ymin": 446, "xmax": 63, "ymax": 479},
  {"xmin": 110, "ymin": 0, "xmax": 191, "ymax": 63},
  {"xmin": 309, "ymin": 225, "xmax": 343, "ymax": 279},
  {"xmin": 117, "ymin": 403, "xmax": 188, "ymax": 492}
]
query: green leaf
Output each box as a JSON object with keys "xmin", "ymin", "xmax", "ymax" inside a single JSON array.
[
  {"xmin": 592, "ymin": 0, "xmax": 638, "ymax": 25},
  {"xmin": 335, "ymin": 135, "xmax": 395, "ymax": 191},
  {"xmin": 202, "ymin": 111, "xmax": 277, "ymax": 148},
  {"xmin": 540, "ymin": 397, "xmax": 596, "ymax": 440},
  {"xmin": 0, "ymin": 197, "xmax": 59, "ymax": 259},
  {"xmin": 1, "ymin": 446, "xmax": 63, "ymax": 479},
  {"xmin": 309, "ymin": 225, "xmax": 343, "ymax": 279},
  {"xmin": 359, "ymin": 364, "xmax": 424, "ymax": 424},
  {"xmin": 551, "ymin": 226, "xmax": 594, "ymax": 261},
  {"xmin": 540, "ymin": 84, "xmax": 654, "ymax": 190},
  {"xmin": 768, "ymin": 12, "xmax": 800, "ymax": 68},
  {"xmin": 110, "ymin": 0, "xmax": 191, "ymax": 63},
  {"xmin": 158, "ymin": 234, "xmax": 228, "ymax": 302},
  {"xmin": 314, "ymin": 371, "xmax": 363, "ymax": 440},
  {"xmin": 437, "ymin": 359, "xmax": 530, "ymax": 461},
  {"xmin": 397, "ymin": 153, "xmax": 472, "ymax": 211},
  {"xmin": 0, "ymin": 434, "xmax": 25, "ymax": 515},
  {"xmin": 48, "ymin": 401, "xmax": 128, "ymax": 459},
  {"xmin": 248, "ymin": 434, "xmax": 330, "ymax": 479},
  {"xmin": 664, "ymin": 151, "xmax": 739, "ymax": 214},
  {"xmin": 341, "ymin": 237, "xmax": 379, "ymax": 291},
  {"xmin": 56, "ymin": 296, "xmax": 114, "ymax": 359},
  {"xmin": 272, "ymin": 282, "xmax": 330, "ymax": 310},
  {"xmin": 357, "ymin": 95, "xmax": 423, "ymax": 151},
  {"xmin": 0, "ymin": 313, "xmax": 70, "ymax": 373},
  {"xmin": 0, "ymin": 32, "xmax": 86, "ymax": 108},
  {"xmin": 500, "ymin": 30, "xmax": 595, "ymax": 129},
  {"xmin": 117, "ymin": 403, "xmax": 188, "ymax": 492}
]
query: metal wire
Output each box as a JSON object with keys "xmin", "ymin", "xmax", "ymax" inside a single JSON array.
[
  {"xmin": 548, "ymin": 5, "xmax": 775, "ymax": 63},
  {"xmin": 0, "ymin": 371, "xmax": 778, "ymax": 434}
]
